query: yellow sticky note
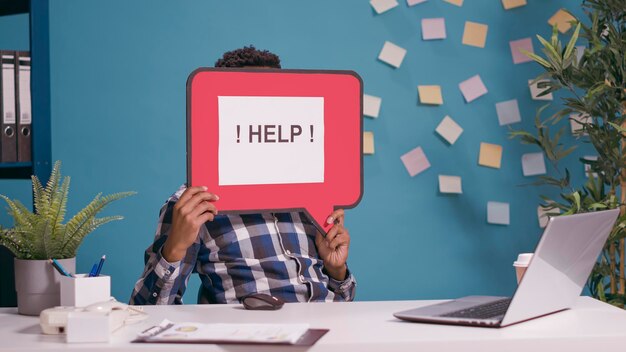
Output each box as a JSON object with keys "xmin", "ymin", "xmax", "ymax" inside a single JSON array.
[
  {"xmin": 548, "ymin": 9, "xmax": 576, "ymax": 33},
  {"xmin": 363, "ymin": 131, "xmax": 375, "ymax": 155},
  {"xmin": 501, "ymin": 0, "xmax": 526, "ymax": 10},
  {"xmin": 418, "ymin": 85, "xmax": 443, "ymax": 105},
  {"xmin": 443, "ymin": 0, "xmax": 463, "ymax": 6},
  {"xmin": 462, "ymin": 21, "xmax": 488, "ymax": 48},
  {"xmin": 479, "ymin": 142, "xmax": 503, "ymax": 169}
]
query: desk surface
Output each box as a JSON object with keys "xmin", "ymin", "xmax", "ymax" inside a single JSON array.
[{"xmin": 2, "ymin": 297, "xmax": 626, "ymax": 352}]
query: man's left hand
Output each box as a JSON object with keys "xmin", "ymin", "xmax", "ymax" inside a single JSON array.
[{"xmin": 315, "ymin": 209, "xmax": 350, "ymax": 281}]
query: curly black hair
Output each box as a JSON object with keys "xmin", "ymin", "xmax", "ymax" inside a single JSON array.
[{"xmin": 214, "ymin": 46, "xmax": 281, "ymax": 68}]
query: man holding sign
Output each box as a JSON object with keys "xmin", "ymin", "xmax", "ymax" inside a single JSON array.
[{"xmin": 130, "ymin": 47, "xmax": 359, "ymax": 305}]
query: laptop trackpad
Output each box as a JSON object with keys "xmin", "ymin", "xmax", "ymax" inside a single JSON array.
[{"xmin": 408, "ymin": 296, "xmax": 505, "ymax": 316}]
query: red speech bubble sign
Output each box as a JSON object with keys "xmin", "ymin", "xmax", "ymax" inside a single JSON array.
[{"xmin": 187, "ymin": 68, "xmax": 363, "ymax": 234}]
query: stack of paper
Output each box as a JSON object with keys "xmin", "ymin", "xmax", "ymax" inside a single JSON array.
[
  {"xmin": 435, "ymin": 115, "xmax": 463, "ymax": 145},
  {"xmin": 495, "ymin": 99, "xmax": 521, "ymax": 126},
  {"xmin": 418, "ymin": 85, "xmax": 443, "ymax": 105},
  {"xmin": 401, "ymin": 146, "xmax": 430, "ymax": 177},
  {"xmin": 488, "ymin": 202, "xmax": 510, "ymax": 225},
  {"xmin": 459, "ymin": 75, "xmax": 488, "ymax": 103},
  {"xmin": 363, "ymin": 94, "xmax": 382, "ymax": 118},
  {"xmin": 462, "ymin": 21, "xmax": 488, "ymax": 48},
  {"xmin": 422, "ymin": 18, "xmax": 446, "ymax": 40},
  {"xmin": 370, "ymin": 0, "xmax": 399, "ymax": 14},
  {"xmin": 378, "ymin": 41, "xmax": 407, "ymax": 68},
  {"xmin": 478, "ymin": 142, "xmax": 503, "ymax": 169}
]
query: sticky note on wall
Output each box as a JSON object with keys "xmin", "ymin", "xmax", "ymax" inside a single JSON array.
[
  {"xmin": 363, "ymin": 94, "xmax": 382, "ymax": 118},
  {"xmin": 401, "ymin": 146, "xmax": 430, "ymax": 177},
  {"xmin": 378, "ymin": 41, "xmax": 407, "ymax": 68},
  {"xmin": 370, "ymin": 0, "xmax": 399, "ymax": 14},
  {"xmin": 548, "ymin": 9, "xmax": 576, "ymax": 33},
  {"xmin": 521, "ymin": 152, "xmax": 546, "ymax": 176},
  {"xmin": 418, "ymin": 85, "xmax": 443, "ymax": 105},
  {"xmin": 443, "ymin": 0, "xmax": 463, "ymax": 6},
  {"xmin": 435, "ymin": 115, "xmax": 463, "ymax": 145},
  {"xmin": 422, "ymin": 18, "xmax": 446, "ymax": 40},
  {"xmin": 510, "ymin": 38, "xmax": 534, "ymax": 64},
  {"xmin": 407, "ymin": 0, "xmax": 427, "ymax": 5},
  {"xmin": 478, "ymin": 142, "xmax": 503, "ymax": 169},
  {"xmin": 528, "ymin": 80, "xmax": 553, "ymax": 100},
  {"xmin": 363, "ymin": 131, "xmax": 375, "ymax": 155},
  {"xmin": 570, "ymin": 113, "xmax": 591, "ymax": 136},
  {"xmin": 495, "ymin": 99, "xmax": 521, "ymax": 126},
  {"xmin": 502, "ymin": 0, "xmax": 526, "ymax": 10},
  {"xmin": 462, "ymin": 21, "xmax": 488, "ymax": 48},
  {"xmin": 488, "ymin": 201, "xmax": 510, "ymax": 225},
  {"xmin": 439, "ymin": 175, "xmax": 462, "ymax": 194},
  {"xmin": 537, "ymin": 206, "xmax": 560, "ymax": 228},
  {"xmin": 459, "ymin": 75, "xmax": 488, "ymax": 103}
]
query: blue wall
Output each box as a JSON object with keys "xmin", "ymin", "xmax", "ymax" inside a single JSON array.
[{"xmin": 1, "ymin": 0, "xmax": 591, "ymax": 303}]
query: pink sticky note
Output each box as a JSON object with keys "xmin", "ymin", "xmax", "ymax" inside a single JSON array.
[
  {"xmin": 459, "ymin": 75, "xmax": 488, "ymax": 103},
  {"xmin": 422, "ymin": 18, "xmax": 446, "ymax": 40},
  {"xmin": 407, "ymin": 0, "xmax": 427, "ymax": 5},
  {"xmin": 401, "ymin": 146, "xmax": 430, "ymax": 177},
  {"xmin": 510, "ymin": 38, "xmax": 534, "ymax": 64}
]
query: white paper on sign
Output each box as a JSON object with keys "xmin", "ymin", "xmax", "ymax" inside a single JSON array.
[
  {"xmin": 459, "ymin": 75, "xmax": 487, "ymax": 103},
  {"xmin": 422, "ymin": 18, "xmax": 446, "ymax": 40},
  {"xmin": 495, "ymin": 99, "xmax": 521, "ymax": 126},
  {"xmin": 522, "ymin": 152, "xmax": 546, "ymax": 176},
  {"xmin": 487, "ymin": 201, "xmax": 510, "ymax": 225},
  {"xmin": 529, "ymin": 79, "xmax": 553, "ymax": 100},
  {"xmin": 370, "ymin": 0, "xmax": 399, "ymax": 14},
  {"xmin": 537, "ymin": 206, "xmax": 561, "ymax": 228},
  {"xmin": 435, "ymin": 115, "xmax": 463, "ymax": 145},
  {"xmin": 378, "ymin": 41, "xmax": 407, "ymax": 68},
  {"xmin": 439, "ymin": 175, "xmax": 462, "ymax": 194},
  {"xmin": 218, "ymin": 96, "xmax": 324, "ymax": 186},
  {"xmin": 363, "ymin": 94, "xmax": 382, "ymax": 118}
]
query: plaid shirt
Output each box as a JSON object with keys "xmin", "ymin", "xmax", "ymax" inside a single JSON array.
[{"xmin": 130, "ymin": 185, "xmax": 356, "ymax": 305}]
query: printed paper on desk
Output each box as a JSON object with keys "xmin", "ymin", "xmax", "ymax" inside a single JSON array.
[
  {"xmin": 187, "ymin": 69, "xmax": 363, "ymax": 234},
  {"xmin": 502, "ymin": 0, "xmax": 526, "ymax": 10},
  {"xmin": 439, "ymin": 175, "xmax": 462, "ymax": 194},
  {"xmin": 435, "ymin": 115, "xmax": 463, "ymax": 145},
  {"xmin": 422, "ymin": 18, "xmax": 446, "ymax": 40},
  {"xmin": 510, "ymin": 38, "xmax": 534, "ymax": 64},
  {"xmin": 459, "ymin": 75, "xmax": 487, "ymax": 103},
  {"xmin": 522, "ymin": 152, "xmax": 546, "ymax": 176},
  {"xmin": 418, "ymin": 85, "xmax": 443, "ymax": 105},
  {"xmin": 529, "ymin": 80, "xmax": 553, "ymax": 101},
  {"xmin": 495, "ymin": 99, "xmax": 521, "ymax": 126},
  {"xmin": 378, "ymin": 41, "xmax": 407, "ymax": 68},
  {"xmin": 462, "ymin": 21, "xmax": 488, "ymax": 48},
  {"xmin": 370, "ymin": 0, "xmax": 399, "ymax": 14},
  {"xmin": 548, "ymin": 9, "xmax": 576, "ymax": 33},
  {"xmin": 363, "ymin": 94, "xmax": 382, "ymax": 118}
]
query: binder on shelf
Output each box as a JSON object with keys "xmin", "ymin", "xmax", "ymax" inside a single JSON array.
[
  {"xmin": 0, "ymin": 51, "xmax": 17, "ymax": 163},
  {"xmin": 16, "ymin": 51, "xmax": 31, "ymax": 162}
]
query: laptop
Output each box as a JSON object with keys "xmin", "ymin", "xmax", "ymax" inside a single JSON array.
[{"xmin": 394, "ymin": 209, "xmax": 620, "ymax": 328}]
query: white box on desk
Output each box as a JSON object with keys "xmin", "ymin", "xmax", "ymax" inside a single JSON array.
[{"xmin": 60, "ymin": 274, "xmax": 110, "ymax": 307}]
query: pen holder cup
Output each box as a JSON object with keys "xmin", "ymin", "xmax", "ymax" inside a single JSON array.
[{"xmin": 60, "ymin": 274, "xmax": 111, "ymax": 307}]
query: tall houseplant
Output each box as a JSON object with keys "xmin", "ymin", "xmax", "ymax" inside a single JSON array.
[
  {"xmin": 511, "ymin": 0, "xmax": 626, "ymax": 306},
  {"xmin": 0, "ymin": 161, "xmax": 134, "ymax": 315}
]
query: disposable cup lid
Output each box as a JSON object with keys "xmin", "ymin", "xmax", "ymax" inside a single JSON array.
[{"xmin": 513, "ymin": 253, "xmax": 533, "ymax": 267}]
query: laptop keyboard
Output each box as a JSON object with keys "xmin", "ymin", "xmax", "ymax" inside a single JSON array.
[{"xmin": 439, "ymin": 298, "xmax": 512, "ymax": 319}]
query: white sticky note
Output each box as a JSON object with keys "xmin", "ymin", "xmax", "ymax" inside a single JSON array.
[
  {"xmin": 439, "ymin": 175, "xmax": 462, "ymax": 194},
  {"xmin": 522, "ymin": 152, "xmax": 546, "ymax": 176},
  {"xmin": 583, "ymin": 155, "xmax": 598, "ymax": 178},
  {"xmin": 370, "ymin": 0, "xmax": 399, "ymax": 14},
  {"xmin": 378, "ymin": 41, "xmax": 407, "ymax": 68},
  {"xmin": 570, "ymin": 113, "xmax": 591, "ymax": 136},
  {"xmin": 495, "ymin": 99, "xmax": 521, "ymax": 126},
  {"xmin": 538, "ymin": 206, "xmax": 560, "ymax": 228},
  {"xmin": 488, "ymin": 201, "xmax": 510, "ymax": 225},
  {"xmin": 218, "ymin": 96, "xmax": 324, "ymax": 186},
  {"xmin": 401, "ymin": 146, "xmax": 430, "ymax": 177},
  {"xmin": 435, "ymin": 115, "xmax": 463, "ymax": 145},
  {"xmin": 459, "ymin": 75, "xmax": 488, "ymax": 103},
  {"xmin": 510, "ymin": 38, "xmax": 534, "ymax": 64},
  {"xmin": 422, "ymin": 18, "xmax": 446, "ymax": 40},
  {"xmin": 529, "ymin": 80, "xmax": 553, "ymax": 101},
  {"xmin": 407, "ymin": 0, "xmax": 427, "ymax": 6},
  {"xmin": 363, "ymin": 94, "xmax": 382, "ymax": 118}
]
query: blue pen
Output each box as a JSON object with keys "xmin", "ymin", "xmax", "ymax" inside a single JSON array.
[
  {"xmin": 88, "ymin": 264, "xmax": 98, "ymax": 277},
  {"xmin": 94, "ymin": 255, "xmax": 106, "ymax": 277},
  {"xmin": 50, "ymin": 258, "xmax": 73, "ymax": 277}
]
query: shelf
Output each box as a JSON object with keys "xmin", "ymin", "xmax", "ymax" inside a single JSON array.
[
  {"xmin": 0, "ymin": 0, "xmax": 29, "ymax": 16},
  {"xmin": 0, "ymin": 162, "xmax": 32, "ymax": 169}
]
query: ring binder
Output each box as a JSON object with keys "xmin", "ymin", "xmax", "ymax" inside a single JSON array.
[
  {"xmin": 16, "ymin": 51, "xmax": 31, "ymax": 162},
  {"xmin": 1, "ymin": 51, "xmax": 17, "ymax": 162}
]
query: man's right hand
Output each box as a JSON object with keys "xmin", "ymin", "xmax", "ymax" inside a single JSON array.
[{"xmin": 162, "ymin": 186, "xmax": 219, "ymax": 262}]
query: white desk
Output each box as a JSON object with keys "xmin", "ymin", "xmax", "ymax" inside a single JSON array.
[{"xmin": 1, "ymin": 297, "xmax": 626, "ymax": 352}]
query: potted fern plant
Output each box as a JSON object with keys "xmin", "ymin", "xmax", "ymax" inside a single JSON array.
[
  {"xmin": 512, "ymin": 0, "xmax": 626, "ymax": 306},
  {"xmin": 0, "ymin": 161, "xmax": 134, "ymax": 315}
]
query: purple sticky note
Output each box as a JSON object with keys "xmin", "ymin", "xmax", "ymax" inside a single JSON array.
[
  {"xmin": 401, "ymin": 146, "xmax": 430, "ymax": 177},
  {"xmin": 510, "ymin": 38, "xmax": 534, "ymax": 64},
  {"xmin": 459, "ymin": 75, "xmax": 488, "ymax": 103},
  {"xmin": 422, "ymin": 18, "xmax": 446, "ymax": 40}
]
